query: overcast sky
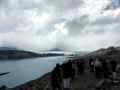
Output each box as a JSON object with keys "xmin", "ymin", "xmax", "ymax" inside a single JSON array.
[{"xmin": 0, "ymin": 0, "xmax": 120, "ymax": 52}]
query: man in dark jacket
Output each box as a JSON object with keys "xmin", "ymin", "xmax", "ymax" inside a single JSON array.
[
  {"xmin": 110, "ymin": 60, "xmax": 117, "ymax": 78},
  {"xmin": 89, "ymin": 59, "xmax": 94, "ymax": 72},
  {"xmin": 51, "ymin": 64, "xmax": 63, "ymax": 90},
  {"xmin": 62, "ymin": 60, "xmax": 73, "ymax": 90}
]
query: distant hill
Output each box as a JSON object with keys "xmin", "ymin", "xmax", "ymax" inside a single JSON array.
[
  {"xmin": 0, "ymin": 47, "xmax": 17, "ymax": 51},
  {"xmin": 0, "ymin": 47, "xmax": 65, "ymax": 60},
  {"xmin": 50, "ymin": 48, "xmax": 62, "ymax": 51},
  {"xmin": 0, "ymin": 50, "xmax": 40, "ymax": 59}
]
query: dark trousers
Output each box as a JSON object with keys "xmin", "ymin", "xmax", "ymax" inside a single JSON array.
[{"xmin": 52, "ymin": 83, "xmax": 62, "ymax": 90}]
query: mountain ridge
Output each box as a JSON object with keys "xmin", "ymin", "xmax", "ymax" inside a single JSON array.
[{"xmin": 0, "ymin": 48, "xmax": 65, "ymax": 59}]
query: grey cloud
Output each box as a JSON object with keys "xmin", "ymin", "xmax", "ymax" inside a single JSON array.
[
  {"xmin": 0, "ymin": 0, "xmax": 45, "ymax": 10},
  {"xmin": 91, "ymin": 16, "xmax": 120, "ymax": 26},
  {"xmin": 103, "ymin": 0, "xmax": 120, "ymax": 10},
  {"xmin": 65, "ymin": 11, "xmax": 120, "ymax": 36},
  {"xmin": 0, "ymin": 0, "xmax": 56, "ymax": 33},
  {"xmin": 0, "ymin": 0, "xmax": 120, "ymax": 51},
  {"xmin": 65, "ymin": 15, "xmax": 89, "ymax": 36},
  {"xmin": 84, "ymin": 15, "xmax": 120, "ymax": 34},
  {"xmin": 45, "ymin": 0, "xmax": 83, "ymax": 12}
]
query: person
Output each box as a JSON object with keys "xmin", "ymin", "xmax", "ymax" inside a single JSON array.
[
  {"xmin": 116, "ymin": 64, "xmax": 120, "ymax": 73},
  {"xmin": 94, "ymin": 59, "xmax": 102, "ymax": 79},
  {"xmin": 51, "ymin": 64, "xmax": 63, "ymax": 90},
  {"xmin": 77, "ymin": 59, "xmax": 85, "ymax": 75},
  {"xmin": 89, "ymin": 59, "xmax": 94, "ymax": 72},
  {"xmin": 101, "ymin": 60, "xmax": 110, "ymax": 78},
  {"xmin": 71, "ymin": 63, "xmax": 76, "ymax": 80},
  {"xmin": 73, "ymin": 61, "xmax": 78, "ymax": 77},
  {"xmin": 62, "ymin": 61, "xmax": 72, "ymax": 90},
  {"xmin": 68, "ymin": 60, "xmax": 74, "ymax": 80},
  {"xmin": 80, "ymin": 59, "xmax": 85, "ymax": 73},
  {"xmin": 76, "ymin": 61, "xmax": 81, "ymax": 75},
  {"xmin": 110, "ymin": 60, "xmax": 117, "ymax": 78}
]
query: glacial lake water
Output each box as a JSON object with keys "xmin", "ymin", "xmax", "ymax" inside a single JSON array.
[{"xmin": 0, "ymin": 56, "xmax": 68, "ymax": 88}]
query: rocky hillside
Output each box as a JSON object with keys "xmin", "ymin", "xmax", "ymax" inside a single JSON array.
[{"xmin": 84, "ymin": 46, "xmax": 120, "ymax": 62}]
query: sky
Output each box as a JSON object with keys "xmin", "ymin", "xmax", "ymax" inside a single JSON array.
[{"xmin": 0, "ymin": 0, "xmax": 120, "ymax": 52}]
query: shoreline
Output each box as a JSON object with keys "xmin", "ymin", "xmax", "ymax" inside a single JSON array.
[{"xmin": 11, "ymin": 73, "xmax": 51, "ymax": 90}]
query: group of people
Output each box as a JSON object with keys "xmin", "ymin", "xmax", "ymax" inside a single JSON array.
[
  {"xmin": 51, "ymin": 57, "xmax": 119, "ymax": 90},
  {"xmin": 51, "ymin": 59, "xmax": 85, "ymax": 90},
  {"xmin": 89, "ymin": 58, "xmax": 118, "ymax": 79}
]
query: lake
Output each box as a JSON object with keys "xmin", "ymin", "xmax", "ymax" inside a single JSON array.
[{"xmin": 0, "ymin": 56, "xmax": 68, "ymax": 88}]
